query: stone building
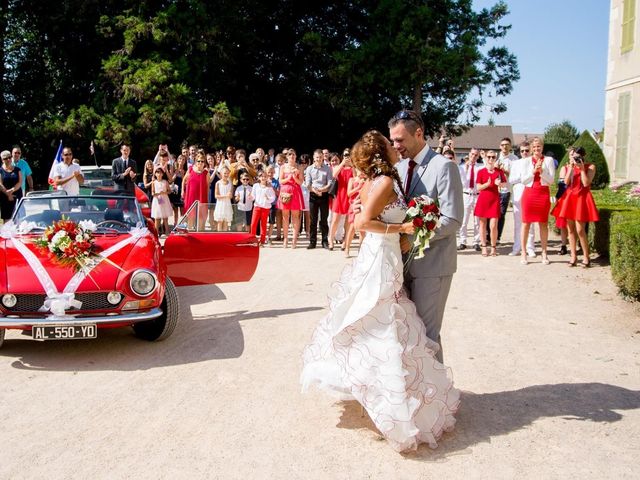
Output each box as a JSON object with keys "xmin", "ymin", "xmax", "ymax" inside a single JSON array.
[{"xmin": 604, "ymin": 0, "xmax": 639, "ymax": 182}]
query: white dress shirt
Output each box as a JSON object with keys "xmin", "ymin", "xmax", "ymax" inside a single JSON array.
[
  {"xmin": 54, "ymin": 162, "xmax": 83, "ymax": 195},
  {"xmin": 251, "ymin": 183, "xmax": 276, "ymax": 209},
  {"xmin": 458, "ymin": 162, "xmax": 484, "ymax": 194}
]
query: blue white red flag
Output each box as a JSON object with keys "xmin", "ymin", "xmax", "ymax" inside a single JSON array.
[{"xmin": 48, "ymin": 140, "xmax": 63, "ymax": 185}]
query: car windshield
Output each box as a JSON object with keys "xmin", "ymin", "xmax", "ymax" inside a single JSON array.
[
  {"xmin": 12, "ymin": 195, "xmax": 145, "ymax": 233},
  {"xmin": 81, "ymin": 167, "xmax": 113, "ymax": 187}
]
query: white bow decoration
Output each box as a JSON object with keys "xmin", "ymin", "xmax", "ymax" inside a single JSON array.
[{"xmin": 42, "ymin": 293, "xmax": 83, "ymax": 317}]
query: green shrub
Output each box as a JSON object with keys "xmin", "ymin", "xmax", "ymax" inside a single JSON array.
[
  {"xmin": 610, "ymin": 220, "xmax": 640, "ymax": 301},
  {"xmin": 542, "ymin": 143, "xmax": 565, "ymax": 166},
  {"xmin": 589, "ymin": 207, "xmax": 639, "ymax": 257},
  {"xmin": 556, "ymin": 131, "xmax": 610, "ymax": 189},
  {"xmin": 588, "ymin": 187, "xmax": 640, "ymax": 257}
]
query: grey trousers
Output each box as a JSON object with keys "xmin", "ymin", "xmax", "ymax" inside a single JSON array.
[{"xmin": 404, "ymin": 274, "xmax": 453, "ymax": 363}]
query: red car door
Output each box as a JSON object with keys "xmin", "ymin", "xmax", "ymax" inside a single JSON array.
[{"xmin": 163, "ymin": 231, "xmax": 259, "ymax": 286}]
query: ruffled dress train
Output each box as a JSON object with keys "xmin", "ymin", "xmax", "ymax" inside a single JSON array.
[{"xmin": 301, "ymin": 194, "xmax": 460, "ymax": 452}]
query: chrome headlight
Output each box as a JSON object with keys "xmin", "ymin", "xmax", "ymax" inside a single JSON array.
[
  {"xmin": 129, "ymin": 270, "xmax": 157, "ymax": 297},
  {"xmin": 2, "ymin": 294, "xmax": 17, "ymax": 308},
  {"xmin": 107, "ymin": 291, "xmax": 123, "ymax": 305}
]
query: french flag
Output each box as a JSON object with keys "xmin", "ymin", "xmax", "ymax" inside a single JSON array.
[{"xmin": 48, "ymin": 140, "xmax": 63, "ymax": 185}]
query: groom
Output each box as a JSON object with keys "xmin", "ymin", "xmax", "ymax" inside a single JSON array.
[{"xmin": 388, "ymin": 110, "xmax": 463, "ymax": 362}]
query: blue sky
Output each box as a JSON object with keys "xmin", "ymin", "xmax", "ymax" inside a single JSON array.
[{"xmin": 472, "ymin": 0, "xmax": 610, "ymax": 134}]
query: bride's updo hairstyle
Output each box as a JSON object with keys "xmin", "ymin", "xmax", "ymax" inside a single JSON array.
[{"xmin": 351, "ymin": 130, "xmax": 403, "ymax": 191}]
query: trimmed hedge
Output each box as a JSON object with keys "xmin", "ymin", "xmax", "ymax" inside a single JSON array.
[
  {"xmin": 587, "ymin": 206, "xmax": 638, "ymax": 257},
  {"xmin": 611, "ymin": 220, "xmax": 640, "ymax": 301},
  {"xmin": 586, "ymin": 185, "xmax": 640, "ymax": 301}
]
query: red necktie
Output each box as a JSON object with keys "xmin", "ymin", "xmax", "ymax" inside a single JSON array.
[
  {"xmin": 469, "ymin": 163, "xmax": 475, "ymax": 189},
  {"xmin": 405, "ymin": 160, "xmax": 417, "ymax": 197}
]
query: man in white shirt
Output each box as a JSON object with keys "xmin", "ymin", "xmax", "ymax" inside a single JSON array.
[
  {"xmin": 54, "ymin": 147, "xmax": 84, "ymax": 195},
  {"xmin": 496, "ymin": 137, "xmax": 518, "ymax": 243},
  {"xmin": 458, "ymin": 148, "xmax": 483, "ymax": 251}
]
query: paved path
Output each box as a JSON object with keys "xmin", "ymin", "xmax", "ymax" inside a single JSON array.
[{"xmin": 1, "ymin": 219, "xmax": 639, "ymax": 479}]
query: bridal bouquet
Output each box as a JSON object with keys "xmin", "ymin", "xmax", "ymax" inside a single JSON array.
[
  {"xmin": 405, "ymin": 195, "xmax": 441, "ymax": 260},
  {"xmin": 34, "ymin": 218, "xmax": 100, "ymax": 272}
]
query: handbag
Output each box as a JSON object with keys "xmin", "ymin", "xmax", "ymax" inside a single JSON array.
[
  {"xmin": 279, "ymin": 192, "xmax": 292, "ymax": 204},
  {"xmin": 327, "ymin": 178, "xmax": 339, "ymax": 197}
]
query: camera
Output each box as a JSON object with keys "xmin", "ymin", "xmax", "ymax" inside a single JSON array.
[{"xmin": 574, "ymin": 155, "xmax": 583, "ymax": 164}]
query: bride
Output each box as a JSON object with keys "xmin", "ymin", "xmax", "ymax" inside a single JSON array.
[{"xmin": 301, "ymin": 130, "xmax": 460, "ymax": 452}]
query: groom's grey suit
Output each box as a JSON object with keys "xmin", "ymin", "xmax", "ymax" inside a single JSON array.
[{"xmin": 397, "ymin": 145, "xmax": 463, "ymax": 362}]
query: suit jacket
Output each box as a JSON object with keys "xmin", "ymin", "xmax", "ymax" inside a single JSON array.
[
  {"xmin": 112, "ymin": 157, "xmax": 137, "ymax": 193},
  {"xmin": 397, "ymin": 146, "xmax": 464, "ymax": 278}
]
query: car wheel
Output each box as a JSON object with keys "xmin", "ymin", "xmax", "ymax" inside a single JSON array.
[
  {"xmin": 133, "ymin": 278, "xmax": 179, "ymax": 341},
  {"xmin": 0, "ymin": 329, "xmax": 4, "ymax": 349}
]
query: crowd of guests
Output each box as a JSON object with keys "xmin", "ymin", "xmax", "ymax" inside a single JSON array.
[
  {"xmin": 1, "ymin": 137, "xmax": 599, "ymax": 267},
  {"xmin": 447, "ymin": 136, "xmax": 599, "ymax": 267},
  {"xmin": 141, "ymin": 144, "xmax": 365, "ymax": 256}
]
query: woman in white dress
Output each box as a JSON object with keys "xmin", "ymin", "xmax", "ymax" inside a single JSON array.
[{"xmin": 301, "ymin": 130, "xmax": 460, "ymax": 452}]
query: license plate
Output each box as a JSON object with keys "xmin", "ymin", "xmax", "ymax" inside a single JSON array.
[{"xmin": 32, "ymin": 324, "xmax": 97, "ymax": 341}]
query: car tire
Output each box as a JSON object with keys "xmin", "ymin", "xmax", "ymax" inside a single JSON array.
[
  {"xmin": 132, "ymin": 278, "xmax": 179, "ymax": 342},
  {"xmin": 0, "ymin": 329, "xmax": 4, "ymax": 349}
]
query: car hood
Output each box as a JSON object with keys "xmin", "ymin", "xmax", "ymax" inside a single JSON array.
[{"xmin": 2, "ymin": 235, "xmax": 144, "ymax": 294}]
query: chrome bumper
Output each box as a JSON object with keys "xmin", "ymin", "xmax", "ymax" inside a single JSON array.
[{"xmin": 0, "ymin": 308, "xmax": 163, "ymax": 328}]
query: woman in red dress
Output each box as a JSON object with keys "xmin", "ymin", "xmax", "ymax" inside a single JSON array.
[
  {"xmin": 474, "ymin": 150, "xmax": 507, "ymax": 256},
  {"xmin": 278, "ymin": 148, "xmax": 304, "ymax": 248},
  {"xmin": 182, "ymin": 153, "xmax": 211, "ymax": 230},
  {"xmin": 551, "ymin": 147, "xmax": 599, "ymax": 267},
  {"xmin": 328, "ymin": 149, "xmax": 353, "ymax": 250},
  {"xmin": 519, "ymin": 137, "xmax": 556, "ymax": 265}
]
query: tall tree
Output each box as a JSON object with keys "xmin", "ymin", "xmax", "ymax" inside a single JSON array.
[
  {"xmin": 544, "ymin": 120, "xmax": 580, "ymax": 148},
  {"xmin": 328, "ymin": 0, "xmax": 519, "ymax": 136},
  {"xmin": 3, "ymin": 0, "xmax": 519, "ymax": 183}
]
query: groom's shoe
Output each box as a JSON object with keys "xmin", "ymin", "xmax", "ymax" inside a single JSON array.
[
  {"xmin": 307, "ymin": 243, "xmax": 316, "ymax": 250},
  {"xmin": 474, "ymin": 244, "xmax": 481, "ymax": 252},
  {"xmin": 457, "ymin": 244, "xmax": 467, "ymax": 251}
]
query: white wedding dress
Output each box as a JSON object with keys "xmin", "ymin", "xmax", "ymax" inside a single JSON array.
[{"xmin": 301, "ymin": 179, "xmax": 460, "ymax": 452}]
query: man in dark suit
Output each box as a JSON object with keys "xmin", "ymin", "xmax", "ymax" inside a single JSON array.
[
  {"xmin": 111, "ymin": 144, "xmax": 137, "ymax": 193},
  {"xmin": 389, "ymin": 110, "xmax": 464, "ymax": 362}
]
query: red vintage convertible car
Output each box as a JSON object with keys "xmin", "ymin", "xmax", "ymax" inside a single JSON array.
[{"xmin": 0, "ymin": 194, "xmax": 259, "ymax": 347}]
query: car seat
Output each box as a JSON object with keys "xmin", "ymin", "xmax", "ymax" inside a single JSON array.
[
  {"xmin": 40, "ymin": 210, "xmax": 62, "ymax": 225},
  {"xmin": 104, "ymin": 208, "xmax": 125, "ymax": 223}
]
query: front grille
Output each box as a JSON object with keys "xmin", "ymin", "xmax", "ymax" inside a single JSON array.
[{"xmin": 6, "ymin": 292, "xmax": 121, "ymax": 312}]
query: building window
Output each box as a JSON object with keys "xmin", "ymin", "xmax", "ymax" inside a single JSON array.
[
  {"xmin": 615, "ymin": 92, "xmax": 631, "ymax": 178},
  {"xmin": 622, "ymin": 0, "xmax": 636, "ymax": 53}
]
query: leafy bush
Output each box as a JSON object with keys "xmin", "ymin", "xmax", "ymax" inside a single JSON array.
[
  {"xmin": 556, "ymin": 131, "xmax": 610, "ymax": 189},
  {"xmin": 610, "ymin": 220, "xmax": 640, "ymax": 301},
  {"xmin": 588, "ymin": 206, "xmax": 639, "ymax": 257},
  {"xmin": 544, "ymin": 120, "xmax": 579, "ymax": 148},
  {"xmin": 542, "ymin": 143, "xmax": 565, "ymax": 166}
]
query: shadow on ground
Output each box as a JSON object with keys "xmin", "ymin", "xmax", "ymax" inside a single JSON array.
[
  {"xmin": 1, "ymin": 284, "xmax": 323, "ymax": 372},
  {"xmin": 336, "ymin": 382, "xmax": 640, "ymax": 458}
]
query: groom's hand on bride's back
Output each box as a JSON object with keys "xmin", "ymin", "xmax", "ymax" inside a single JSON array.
[{"xmin": 400, "ymin": 233, "xmax": 412, "ymax": 254}]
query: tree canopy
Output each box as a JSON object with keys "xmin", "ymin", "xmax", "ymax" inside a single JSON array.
[
  {"xmin": 1, "ymin": 0, "xmax": 519, "ymax": 184},
  {"xmin": 544, "ymin": 120, "xmax": 580, "ymax": 149}
]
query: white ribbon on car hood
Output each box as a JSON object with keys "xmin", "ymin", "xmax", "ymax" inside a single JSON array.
[{"xmin": 1, "ymin": 221, "xmax": 151, "ymax": 318}]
